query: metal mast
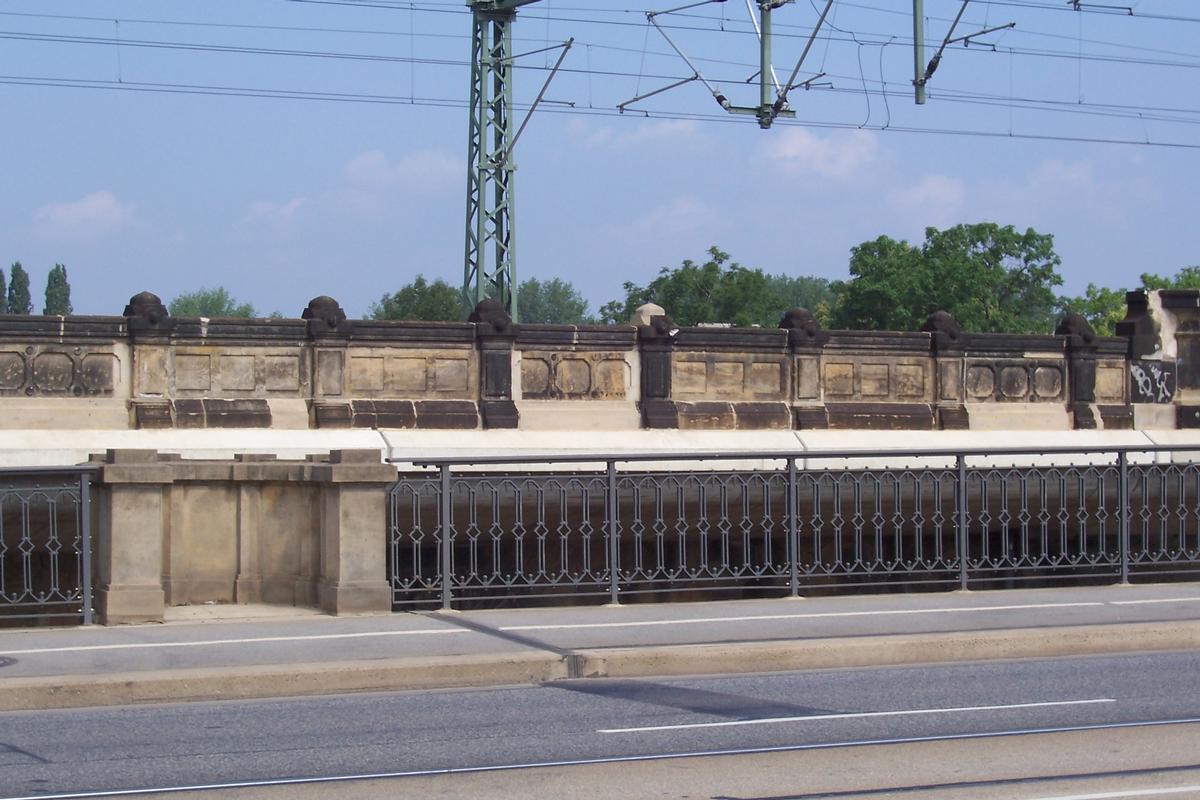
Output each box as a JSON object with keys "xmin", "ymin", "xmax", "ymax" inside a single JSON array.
[{"xmin": 463, "ymin": 0, "xmax": 540, "ymax": 320}]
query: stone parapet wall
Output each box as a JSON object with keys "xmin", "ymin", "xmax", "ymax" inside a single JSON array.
[
  {"xmin": 91, "ymin": 448, "xmax": 396, "ymax": 623},
  {"xmin": 0, "ymin": 289, "xmax": 1195, "ymax": 433}
]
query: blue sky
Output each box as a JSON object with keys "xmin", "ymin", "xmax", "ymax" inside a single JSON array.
[{"xmin": 1, "ymin": 0, "xmax": 1197, "ymax": 318}]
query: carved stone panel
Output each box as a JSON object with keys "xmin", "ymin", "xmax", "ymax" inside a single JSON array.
[
  {"xmin": 821, "ymin": 358, "xmax": 932, "ymax": 403},
  {"xmin": 519, "ymin": 351, "xmax": 630, "ymax": 400},
  {"xmin": 965, "ymin": 360, "xmax": 1065, "ymax": 403},
  {"xmin": 0, "ymin": 352, "xmax": 23, "ymax": 390},
  {"xmin": 1034, "ymin": 366, "xmax": 1063, "ymax": 399},
  {"xmin": 1094, "ymin": 363, "xmax": 1126, "ymax": 403},
  {"xmin": 332, "ymin": 348, "xmax": 475, "ymax": 400},
  {"xmin": 966, "ymin": 365, "xmax": 995, "ymax": 399},
  {"xmin": 824, "ymin": 362, "xmax": 855, "ymax": 397},
  {"xmin": 0, "ymin": 345, "xmax": 119, "ymax": 397},
  {"xmin": 315, "ymin": 350, "xmax": 344, "ymax": 397},
  {"xmin": 672, "ymin": 355, "xmax": 787, "ymax": 401},
  {"xmin": 795, "ymin": 356, "xmax": 820, "ymax": 400},
  {"xmin": 164, "ymin": 346, "xmax": 312, "ymax": 399},
  {"xmin": 860, "ymin": 364, "xmax": 890, "ymax": 397},
  {"xmin": 895, "ymin": 365, "xmax": 926, "ymax": 398}
]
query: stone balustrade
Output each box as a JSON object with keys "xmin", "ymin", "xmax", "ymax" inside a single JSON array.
[{"xmin": 0, "ymin": 288, "xmax": 1191, "ymax": 433}]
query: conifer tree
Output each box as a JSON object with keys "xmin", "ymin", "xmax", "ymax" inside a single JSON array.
[
  {"xmin": 0, "ymin": 266, "xmax": 7, "ymax": 314},
  {"xmin": 6, "ymin": 263, "xmax": 31, "ymax": 315},
  {"xmin": 43, "ymin": 264, "xmax": 72, "ymax": 316}
]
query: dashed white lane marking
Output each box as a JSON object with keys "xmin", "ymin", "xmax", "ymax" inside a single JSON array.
[
  {"xmin": 500, "ymin": 602, "xmax": 1106, "ymax": 631},
  {"xmin": 1024, "ymin": 786, "xmax": 1200, "ymax": 799},
  {"xmin": 4, "ymin": 717, "xmax": 1198, "ymax": 800},
  {"xmin": 1109, "ymin": 597, "xmax": 1200, "ymax": 606},
  {"xmin": 0, "ymin": 629, "xmax": 466, "ymax": 656},
  {"xmin": 597, "ymin": 698, "xmax": 1116, "ymax": 734}
]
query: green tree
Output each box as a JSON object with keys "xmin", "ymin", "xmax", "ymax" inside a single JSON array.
[
  {"xmin": 370, "ymin": 276, "xmax": 463, "ymax": 321},
  {"xmin": 831, "ymin": 223, "xmax": 1064, "ymax": 334},
  {"xmin": 169, "ymin": 286, "xmax": 256, "ymax": 317},
  {"xmin": 1057, "ymin": 284, "xmax": 1126, "ymax": 336},
  {"xmin": 517, "ymin": 277, "xmax": 590, "ymax": 324},
  {"xmin": 600, "ymin": 247, "xmax": 812, "ymax": 327},
  {"xmin": 43, "ymin": 264, "xmax": 72, "ymax": 316},
  {"xmin": 766, "ymin": 274, "xmax": 837, "ymax": 327},
  {"xmin": 0, "ymin": 266, "xmax": 7, "ymax": 314},
  {"xmin": 7, "ymin": 262, "xmax": 32, "ymax": 315},
  {"xmin": 1140, "ymin": 266, "xmax": 1200, "ymax": 290}
]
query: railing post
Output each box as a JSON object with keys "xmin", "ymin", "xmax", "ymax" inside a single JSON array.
[
  {"xmin": 607, "ymin": 460, "xmax": 620, "ymax": 605},
  {"xmin": 788, "ymin": 458, "xmax": 799, "ymax": 598},
  {"xmin": 79, "ymin": 471, "xmax": 93, "ymax": 626},
  {"xmin": 1118, "ymin": 450, "xmax": 1130, "ymax": 585},
  {"xmin": 440, "ymin": 464, "xmax": 453, "ymax": 611},
  {"xmin": 957, "ymin": 454, "xmax": 969, "ymax": 591}
]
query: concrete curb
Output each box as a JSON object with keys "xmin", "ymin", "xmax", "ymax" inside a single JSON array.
[
  {"xmin": 3, "ymin": 621, "xmax": 1198, "ymax": 711},
  {"xmin": 576, "ymin": 620, "xmax": 1200, "ymax": 679},
  {"xmin": 0, "ymin": 652, "xmax": 568, "ymax": 712}
]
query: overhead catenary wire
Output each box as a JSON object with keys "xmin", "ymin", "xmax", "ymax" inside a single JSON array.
[{"xmin": 1, "ymin": 1, "xmax": 1196, "ymax": 149}]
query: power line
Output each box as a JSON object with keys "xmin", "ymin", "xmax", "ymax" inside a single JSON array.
[{"xmin": 4, "ymin": 71, "xmax": 1198, "ymax": 149}]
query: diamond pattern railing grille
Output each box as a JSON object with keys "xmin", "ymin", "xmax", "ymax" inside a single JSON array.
[
  {"xmin": 0, "ymin": 469, "xmax": 94, "ymax": 626},
  {"xmin": 387, "ymin": 447, "xmax": 1200, "ymax": 609}
]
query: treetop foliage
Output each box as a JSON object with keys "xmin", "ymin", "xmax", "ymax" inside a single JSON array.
[
  {"xmin": 370, "ymin": 275, "xmax": 463, "ymax": 322},
  {"xmin": 6, "ymin": 262, "xmax": 32, "ymax": 315},
  {"xmin": 43, "ymin": 264, "xmax": 72, "ymax": 316},
  {"xmin": 599, "ymin": 247, "xmax": 834, "ymax": 328},
  {"xmin": 518, "ymin": 277, "xmax": 591, "ymax": 325},
  {"xmin": 168, "ymin": 286, "xmax": 256, "ymax": 318},
  {"xmin": 831, "ymin": 223, "xmax": 1064, "ymax": 334}
]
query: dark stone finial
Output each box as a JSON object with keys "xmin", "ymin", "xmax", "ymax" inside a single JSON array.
[
  {"xmin": 1055, "ymin": 312, "xmax": 1096, "ymax": 344},
  {"xmin": 469, "ymin": 298, "xmax": 513, "ymax": 335},
  {"xmin": 778, "ymin": 307, "xmax": 820, "ymax": 334},
  {"xmin": 123, "ymin": 291, "xmax": 169, "ymax": 324},
  {"xmin": 920, "ymin": 310, "xmax": 963, "ymax": 341},
  {"xmin": 302, "ymin": 296, "xmax": 347, "ymax": 328}
]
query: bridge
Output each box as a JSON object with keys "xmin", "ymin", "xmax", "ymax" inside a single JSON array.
[{"xmin": 1, "ymin": 288, "xmax": 1198, "ymax": 624}]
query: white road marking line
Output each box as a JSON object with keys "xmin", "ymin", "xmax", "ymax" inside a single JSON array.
[
  {"xmin": 1024, "ymin": 787, "xmax": 1200, "ymax": 800},
  {"xmin": 0, "ymin": 629, "xmax": 467, "ymax": 656},
  {"xmin": 500, "ymin": 602, "xmax": 1105, "ymax": 631},
  {"xmin": 3, "ymin": 716, "xmax": 1197, "ymax": 800},
  {"xmin": 597, "ymin": 698, "xmax": 1116, "ymax": 734},
  {"xmin": 1109, "ymin": 597, "xmax": 1200, "ymax": 606}
]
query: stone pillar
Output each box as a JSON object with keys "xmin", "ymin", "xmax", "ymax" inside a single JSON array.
[
  {"xmin": 921, "ymin": 311, "xmax": 969, "ymax": 430},
  {"xmin": 634, "ymin": 303, "xmax": 679, "ymax": 428},
  {"xmin": 315, "ymin": 450, "xmax": 397, "ymax": 615},
  {"xmin": 780, "ymin": 307, "xmax": 829, "ymax": 429},
  {"xmin": 1056, "ymin": 313, "xmax": 1099, "ymax": 430},
  {"xmin": 470, "ymin": 299, "xmax": 519, "ymax": 428},
  {"xmin": 94, "ymin": 449, "xmax": 172, "ymax": 624}
]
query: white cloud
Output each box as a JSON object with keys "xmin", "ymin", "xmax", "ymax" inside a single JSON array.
[
  {"xmin": 33, "ymin": 191, "xmax": 132, "ymax": 239},
  {"xmin": 247, "ymin": 196, "xmax": 306, "ymax": 224},
  {"xmin": 341, "ymin": 149, "xmax": 462, "ymax": 190},
  {"xmin": 771, "ymin": 128, "xmax": 880, "ymax": 180},
  {"xmin": 887, "ymin": 174, "xmax": 966, "ymax": 228},
  {"xmin": 619, "ymin": 194, "xmax": 720, "ymax": 238},
  {"xmin": 577, "ymin": 119, "xmax": 704, "ymax": 150}
]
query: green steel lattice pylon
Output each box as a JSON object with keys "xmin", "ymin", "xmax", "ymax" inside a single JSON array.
[{"xmin": 463, "ymin": 0, "xmax": 541, "ymax": 321}]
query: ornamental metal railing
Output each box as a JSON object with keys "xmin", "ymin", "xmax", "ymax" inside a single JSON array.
[
  {"xmin": 387, "ymin": 445, "xmax": 1200, "ymax": 609},
  {"xmin": 0, "ymin": 467, "xmax": 95, "ymax": 625}
]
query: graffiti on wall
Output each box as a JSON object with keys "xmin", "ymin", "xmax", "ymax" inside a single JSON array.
[{"xmin": 1130, "ymin": 361, "xmax": 1175, "ymax": 404}]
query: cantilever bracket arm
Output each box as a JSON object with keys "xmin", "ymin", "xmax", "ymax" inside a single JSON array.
[
  {"xmin": 618, "ymin": 0, "xmax": 733, "ymax": 112},
  {"xmin": 498, "ymin": 37, "xmax": 573, "ymax": 164},
  {"xmin": 770, "ymin": 0, "xmax": 833, "ymax": 123},
  {"xmin": 919, "ymin": 1, "xmax": 1014, "ymax": 87}
]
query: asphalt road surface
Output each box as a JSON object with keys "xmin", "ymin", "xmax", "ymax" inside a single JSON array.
[{"xmin": 3, "ymin": 651, "xmax": 1200, "ymax": 799}]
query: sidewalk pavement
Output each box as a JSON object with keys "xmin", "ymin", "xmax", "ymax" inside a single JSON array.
[{"xmin": 2, "ymin": 583, "xmax": 1199, "ymax": 712}]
